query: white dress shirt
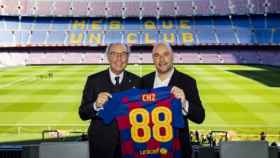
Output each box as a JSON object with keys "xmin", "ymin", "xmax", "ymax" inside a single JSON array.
[
  {"xmin": 109, "ymin": 68, "xmax": 124, "ymax": 85},
  {"xmin": 153, "ymin": 67, "xmax": 189, "ymax": 115}
]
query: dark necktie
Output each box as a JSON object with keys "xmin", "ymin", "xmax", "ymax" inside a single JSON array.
[{"xmin": 115, "ymin": 76, "xmax": 120, "ymax": 86}]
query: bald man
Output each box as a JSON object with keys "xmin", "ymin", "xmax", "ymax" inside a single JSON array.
[{"xmin": 141, "ymin": 43, "xmax": 205, "ymax": 158}]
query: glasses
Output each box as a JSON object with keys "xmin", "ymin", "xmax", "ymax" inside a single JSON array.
[{"xmin": 109, "ymin": 51, "xmax": 128, "ymax": 58}]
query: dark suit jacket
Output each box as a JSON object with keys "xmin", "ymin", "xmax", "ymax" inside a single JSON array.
[
  {"xmin": 140, "ymin": 69, "xmax": 205, "ymax": 158},
  {"xmin": 79, "ymin": 69, "xmax": 140, "ymax": 158}
]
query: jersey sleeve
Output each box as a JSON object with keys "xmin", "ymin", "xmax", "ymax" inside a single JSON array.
[
  {"xmin": 97, "ymin": 88, "xmax": 140, "ymax": 124},
  {"xmin": 97, "ymin": 98, "xmax": 119, "ymax": 124},
  {"xmin": 171, "ymin": 98, "xmax": 186, "ymax": 128}
]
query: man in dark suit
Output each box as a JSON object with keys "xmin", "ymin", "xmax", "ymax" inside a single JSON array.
[
  {"xmin": 141, "ymin": 43, "xmax": 205, "ymax": 158},
  {"xmin": 79, "ymin": 43, "xmax": 140, "ymax": 158}
]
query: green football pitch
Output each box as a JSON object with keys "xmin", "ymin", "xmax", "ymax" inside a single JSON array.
[{"xmin": 0, "ymin": 64, "xmax": 280, "ymax": 142}]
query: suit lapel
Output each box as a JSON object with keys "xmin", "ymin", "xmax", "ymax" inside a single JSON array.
[
  {"xmin": 104, "ymin": 69, "xmax": 115, "ymax": 91},
  {"xmin": 105, "ymin": 69, "xmax": 113, "ymax": 85},
  {"xmin": 120, "ymin": 70, "xmax": 134, "ymax": 90},
  {"xmin": 147, "ymin": 72, "xmax": 156, "ymax": 89},
  {"xmin": 120, "ymin": 71, "xmax": 128, "ymax": 90},
  {"xmin": 168, "ymin": 69, "xmax": 179, "ymax": 87}
]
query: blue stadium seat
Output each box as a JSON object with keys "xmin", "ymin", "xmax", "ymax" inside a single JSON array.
[
  {"xmin": 267, "ymin": 14, "xmax": 280, "ymax": 28},
  {"xmin": 0, "ymin": 31, "xmax": 14, "ymax": 46},
  {"xmin": 232, "ymin": 15, "xmax": 251, "ymax": 28},
  {"xmin": 213, "ymin": 16, "xmax": 232, "ymax": 29},
  {"xmin": 20, "ymin": 17, "xmax": 34, "ymax": 30},
  {"xmin": 14, "ymin": 31, "xmax": 30, "ymax": 45},
  {"xmin": 273, "ymin": 29, "xmax": 280, "ymax": 44},
  {"xmin": 29, "ymin": 31, "xmax": 47, "ymax": 45},
  {"xmin": 196, "ymin": 29, "xmax": 217, "ymax": 44},
  {"xmin": 0, "ymin": 19, "xmax": 5, "ymax": 30},
  {"xmin": 52, "ymin": 18, "xmax": 70, "ymax": 30},
  {"xmin": 47, "ymin": 31, "xmax": 66, "ymax": 45},
  {"xmin": 216, "ymin": 29, "xmax": 238, "ymax": 44},
  {"xmin": 33, "ymin": 18, "xmax": 51, "ymax": 30},
  {"xmin": 236, "ymin": 28, "xmax": 256, "ymax": 44},
  {"xmin": 251, "ymin": 15, "xmax": 266, "ymax": 28},
  {"xmin": 123, "ymin": 18, "xmax": 141, "ymax": 31},
  {"xmin": 104, "ymin": 31, "xmax": 123, "ymax": 44},
  {"xmin": 254, "ymin": 29, "xmax": 272, "ymax": 44},
  {"xmin": 194, "ymin": 17, "xmax": 214, "ymax": 29},
  {"xmin": 4, "ymin": 17, "xmax": 19, "ymax": 30}
]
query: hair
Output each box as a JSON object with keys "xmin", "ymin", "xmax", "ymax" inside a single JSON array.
[
  {"xmin": 105, "ymin": 43, "xmax": 131, "ymax": 56},
  {"xmin": 152, "ymin": 43, "xmax": 173, "ymax": 54}
]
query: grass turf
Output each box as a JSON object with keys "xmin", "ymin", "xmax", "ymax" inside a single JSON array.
[{"xmin": 0, "ymin": 64, "xmax": 280, "ymax": 142}]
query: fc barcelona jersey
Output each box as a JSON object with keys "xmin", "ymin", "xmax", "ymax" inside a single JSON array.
[{"xmin": 98, "ymin": 87, "xmax": 185, "ymax": 158}]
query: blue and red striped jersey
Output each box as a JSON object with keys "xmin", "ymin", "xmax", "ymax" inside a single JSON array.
[{"xmin": 98, "ymin": 87, "xmax": 185, "ymax": 158}]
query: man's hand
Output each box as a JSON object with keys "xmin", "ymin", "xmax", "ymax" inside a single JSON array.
[
  {"xmin": 171, "ymin": 86, "xmax": 186, "ymax": 105},
  {"xmin": 96, "ymin": 92, "xmax": 112, "ymax": 108}
]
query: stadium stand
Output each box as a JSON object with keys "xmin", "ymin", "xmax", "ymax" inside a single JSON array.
[
  {"xmin": 193, "ymin": 0, "xmax": 213, "ymax": 16},
  {"xmin": 0, "ymin": 15, "xmax": 279, "ymax": 47},
  {"xmin": 107, "ymin": 1, "xmax": 123, "ymax": 18},
  {"xmin": 34, "ymin": 0, "xmax": 54, "ymax": 16},
  {"xmin": 0, "ymin": 52, "xmax": 26, "ymax": 66},
  {"xmin": 141, "ymin": 1, "xmax": 158, "ymax": 18},
  {"xmin": 71, "ymin": 1, "xmax": 88, "ymax": 17},
  {"xmin": 1, "ymin": 0, "xmax": 279, "ymax": 17},
  {"xmin": 176, "ymin": 1, "xmax": 194, "ymax": 16},
  {"xmin": 124, "ymin": 1, "xmax": 141, "ymax": 18},
  {"xmin": 158, "ymin": 1, "xmax": 176, "ymax": 17},
  {"xmin": 88, "ymin": 1, "xmax": 106, "ymax": 17},
  {"xmin": 1, "ymin": 47, "xmax": 279, "ymax": 66}
]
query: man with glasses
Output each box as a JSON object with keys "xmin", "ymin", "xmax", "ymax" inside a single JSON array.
[{"xmin": 79, "ymin": 43, "xmax": 140, "ymax": 158}]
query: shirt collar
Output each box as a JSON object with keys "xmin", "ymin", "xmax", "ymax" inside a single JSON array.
[
  {"xmin": 109, "ymin": 68, "xmax": 124, "ymax": 85},
  {"xmin": 154, "ymin": 67, "xmax": 174, "ymax": 88}
]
